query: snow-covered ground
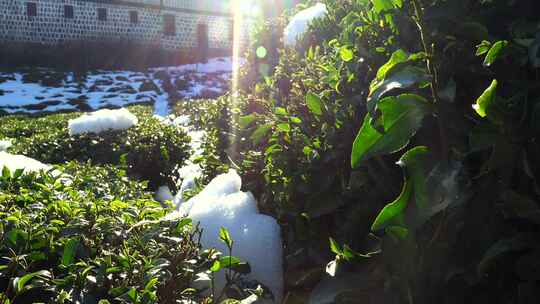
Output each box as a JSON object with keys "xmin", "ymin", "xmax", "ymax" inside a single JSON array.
[{"xmin": 0, "ymin": 57, "xmax": 236, "ymax": 115}]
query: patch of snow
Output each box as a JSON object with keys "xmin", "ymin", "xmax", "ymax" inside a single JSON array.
[
  {"xmin": 0, "ymin": 151, "xmax": 51, "ymax": 173},
  {"xmin": 0, "ymin": 57, "xmax": 238, "ymax": 115},
  {"xmin": 283, "ymin": 3, "xmax": 327, "ymax": 47},
  {"xmin": 155, "ymin": 185, "xmax": 174, "ymax": 203},
  {"xmin": 154, "ymin": 57, "xmax": 243, "ymax": 74},
  {"xmin": 68, "ymin": 108, "xmax": 138, "ymax": 135},
  {"xmin": 0, "ymin": 139, "xmax": 11, "ymax": 152},
  {"xmin": 167, "ymin": 170, "xmax": 283, "ymax": 303}
]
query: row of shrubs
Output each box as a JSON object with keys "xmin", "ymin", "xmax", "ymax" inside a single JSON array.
[
  {"xmin": 198, "ymin": 0, "xmax": 540, "ymax": 303},
  {"xmin": 0, "ymin": 106, "xmax": 190, "ymax": 189},
  {"xmin": 0, "ymin": 162, "xmax": 261, "ymax": 303}
]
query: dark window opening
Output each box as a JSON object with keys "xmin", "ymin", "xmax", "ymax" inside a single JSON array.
[
  {"xmin": 163, "ymin": 14, "xmax": 176, "ymax": 36},
  {"xmin": 197, "ymin": 23, "xmax": 209, "ymax": 63},
  {"xmin": 64, "ymin": 5, "xmax": 74, "ymax": 19},
  {"xmin": 129, "ymin": 11, "xmax": 138, "ymax": 24},
  {"xmin": 98, "ymin": 8, "xmax": 107, "ymax": 21},
  {"xmin": 26, "ymin": 2, "xmax": 37, "ymax": 17}
]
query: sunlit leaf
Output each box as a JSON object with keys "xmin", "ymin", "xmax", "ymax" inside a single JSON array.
[
  {"xmin": 351, "ymin": 94, "xmax": 432, "ymax": 168},
  {"xmin": 473, "ymin": 79, "xmax": 497, "ymax": 118},
  {"xmin": 306, "ymin": 92, "xmax": 323, "ymax": 116},
  {"xmin": 483, "ymin": 40, "xmax": 508, "ymax": 67},
  {"xmin": 339, "ymin": 46, "xmax": 354, "ymax": 62}
]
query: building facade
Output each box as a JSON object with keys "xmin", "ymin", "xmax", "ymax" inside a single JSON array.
[{"xmin": 0, "ymin": 0, "xmax": 247, "ymax": 51}]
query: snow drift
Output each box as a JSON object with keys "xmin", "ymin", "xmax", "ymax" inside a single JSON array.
[
  {"xmin": 283, "ymin": 3, "xmax": 328, "ymax": 47},
  {"xmin": 0, "ymin": 151, "xmax": 51, "ymax": 173},
  {"xmin": 0, "ymin": 139, "xmax": 11, "ymax": 152},
  {"xmin": 68, "ymin": 108, "xmax": 138, "ymax": 135},
  {"xmin": 168, "ymin": 170, "xmax": 283, "ymax": 303}
]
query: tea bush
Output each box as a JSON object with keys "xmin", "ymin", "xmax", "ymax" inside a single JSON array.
[
  {"xmin": 0, "ymin": 106, "xmax": 191, "ymax": 189},
  {"xmin": 209, "ymin": 0, "xmax": 540, "ymax": 302},
  {"xmin": 0, "ymin": 163, "xmax": 262, "ymax": 303}
]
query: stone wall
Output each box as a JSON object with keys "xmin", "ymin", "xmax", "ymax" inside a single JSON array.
[{"xmin": 0, "ymin": 0, "xmax": 248, "ymax": 51}]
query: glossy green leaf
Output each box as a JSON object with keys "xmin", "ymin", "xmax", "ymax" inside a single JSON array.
[
  {"xmin": 368, "ymin": 66, "xmax": 430, "ymax": 113},
  {"xmin": 483, "ymin": 40, "xmax": 508, "ymax": 67},
  {"xmin": 339, "ymin": 46, "xmax": 354, "ymax": 62},
  {"xmin": 219, "ymin": 226, "xmax": 233, "ymax": 249},
  {"xmin": 218, "ymin": 255, "xmax": 242, "ymax": 268},
  {"xmin": 239, "ymin": 114, "xmax": 257, "ymax": 129},
  {"xmin": 16, "ymin": 270, "xmax": 51, "ymax": 293},
  {"xmin": 329, "ymin": 238, "xmax": 342, "ymax": 255},
  {"xmin": 351, "ymin": 94, "xmax": 432, "ymax": 168},
  {"xmin": 476, "ymin": 40, "xmax": 492, "ymax": 56},
  {"xmin": 397, "ymin": 146, "xmax": 430, "ymax": 209},
  {"xmin": 306, "ymin": 92, "xmax": 323, "ymax": 116},
  {"xmin": 473, "ymin": 79, "xmax": 497, "ymax": 118},
  {"xmin": 277, "ymin": 123, "xmax": 291, "ymax": 133},
  {"xmin": 2, "ymin": 165, "xmax": 10, "ymax": 179},
  {"xmin": 371, "ymin": 180, "xmax": 412, "ymax": 231},
  {"xmin": 62, "ymin": 238, "xmax": 79, "ymax": 266},
  {"xmin": 210, "ymin": 260, "xmax": 221, "ymax": 272},
  {"xmin": 376, "ymin": 49, "xmax": 409, "ymax": 80}
]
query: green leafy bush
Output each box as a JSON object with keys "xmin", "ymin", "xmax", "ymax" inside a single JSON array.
[
  {"xmin": 207, "ymin": 0, "xmax": 540, "ymax": 302},
  {"xmin": 0, "ymin": 163, "xmax": 208, "ymax": 303},
  {"xmin": 0, "ymin": 164, "xmax": 262, "ymax": 303},
  {"xmin": 0, "ymin": 106, "xmax": 191, "ymax": 189}
]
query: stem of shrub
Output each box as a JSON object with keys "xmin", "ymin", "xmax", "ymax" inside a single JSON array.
[{"xmin": 411, "ymin": 0, "xmax": 449, "ymax": 164}]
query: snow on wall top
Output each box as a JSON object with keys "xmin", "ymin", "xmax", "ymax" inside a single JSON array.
[
  {"xmin": 68, "ymin": 108, "xmax": 138, "ymax": 135},
  {"xmin": 283, "ymin": 3, "xmax": 327, "ymax": 47}
]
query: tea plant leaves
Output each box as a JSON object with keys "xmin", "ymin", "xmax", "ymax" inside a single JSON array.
[
  {"xmin": 473, "ymin": 79, "xmax": 498, "ymax": 118},
  {"xmin": 483, "ymin": 40, "xmax": 508, "ymax": 67},
  {"xmin": 61, "ymin": 238, "xmax": 79, "ymax": 266},
  {"xmin": 398, "ymin": 146, "xmax": 430, "ymax": 209},
  {"xmin": 368, "ymin": 66, "xmax": 430, "ymax": 113},
  {"xmin": 371, "ymin": 179, "xmax": 412, "ymax": 231},
  {"xmin": 376, "ymin": 49, "xmax": 409, "ymax": 80},
  {"xmin": 351, "ymin": 94, "xmax": 432, "ymax": 168},
  {"xmin": 306, "ymin": 92, "xmax": 323, "ymax": 116},
  {"xmin": 339, "ymin": 46, "xmax": 354, "ymax": 62},
  {"xmin": 15, "ymin": 270, "xmax": 51, "ymax": 293}
]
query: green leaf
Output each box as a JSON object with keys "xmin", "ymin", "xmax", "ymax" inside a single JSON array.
[
  {"xmin": 351, "ymin": 94, "xmax": 432, "ymax": 168},
  {"xmin": 473, "ymin": 79, "xmax": 498, "ymax": 118},
  {"xmin": 483, "ymin": 40, "xmax": 508, "ymax": 67},
  {"xmin": 275, "ymin": 107, "xmax": 288, "ymax": 116},
  {"xmin": 339, "ymin": 46, "xmax": 354, "ymax": 62},
  {"xmin": 306, "ymin": 92, "xmax": 323, "ymax": 116},
  {"xmin": 2, "ymin": 166, "xmax": 10, "ymax": 179},
  {"xmin": 62, "ymin": 238, "xmax": 79, "ymax": 266},
  {"xmin": 218, "ymin": 255, "xmax": 242, "ymax": 268},
  {"xmin": 371, "ymin": 179, "xmax": 412, "ymax": 231},
  {"xmin": 397, "ymin": 146, "xmax": 430, "ymax": 209},
  {"xmin": 239, "ymin": 114, "xmax": 257, "ymax": 129},
  {"xmin": 219, "ymin": 227, "xmax": 233, "ymax": 249},
  {"xmin": 476, "ymin": 40, "xmax": 492, "ymax": 56},
  {"xmin": 329, "ymin": 238, "xmax": 342, "ymax": 255},
  {"xmin": 16, "ymin": 270, "xmax": 51, "ymax": 293},
  {"xmin": 368, "ymin": 66, "xmax": 430, "ymax": 113},
  {"xmin": 210, "ymin": 260, "xmax": 221, "ymax": 272},
  {"xmin": 250, "ymin": 124, "xmax": 272, "ymax": 144},
  {"xmin": 376, "ymin": 49, "xmax": 409, "ymax": 80},
  {"xmin": 277, "ymin": 123, "xmax": 291, "ymax": 133}
]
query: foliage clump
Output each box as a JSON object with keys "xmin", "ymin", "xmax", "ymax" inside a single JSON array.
[{"xmin": 0, "ymin": 106, "xmax": 191, "ymax": 189}]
